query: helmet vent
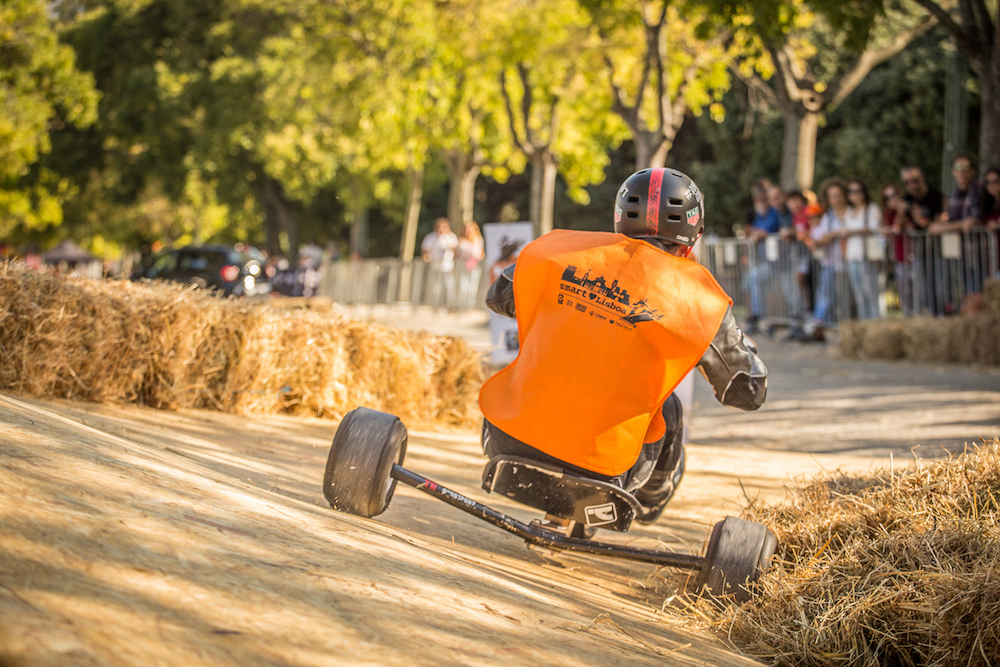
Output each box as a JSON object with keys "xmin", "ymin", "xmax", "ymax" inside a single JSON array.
[
  {"xmin": 627, "ymin": 196, "xmax": 640, "ymax": 203},
  {"xmin": 668, "ymin": 198, "xmax": 683, "ymax": 206},
  {"xmin": 667, "ymin": 214, "xmax": 682, "ymax": 222},
  {"xmin": 626, "ymin": 211, "xmax": 639, "ymax": 219}
]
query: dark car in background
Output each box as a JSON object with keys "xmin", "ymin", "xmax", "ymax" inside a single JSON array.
[{"xmin": 132, "ymin": 244, "xmax": 271, "ymax": 297}]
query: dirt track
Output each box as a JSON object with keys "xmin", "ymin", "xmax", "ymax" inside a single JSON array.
[{"xmin": 1, "ymin": 308, "xmax": 998, "ymax": 666}]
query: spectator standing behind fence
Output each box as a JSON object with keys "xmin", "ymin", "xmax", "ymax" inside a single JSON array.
[
  {"xmin": 983, "ymin": 168, "xmax": 1000, "ymax": 279},
  {"xmin": 807, "ymin": 180, "xmax": 850, "ymax": 338},
  {"xmin": 843, "ymin": 180, "xmax": 882, "ymax": 319},
  {"xmin": 743, "ymin": 180, "xmax": 782, "ymax": 334},
  {"xmin": 422, "ymin": 217, "xmax": 459, "ymax": 308},
  {"xmin": 783, "ymin": 192, "xmax": 823, "ymax": 341},
  {"xmin": 931, "ymin": 154, "xmax": 984, "ymax": 234},
  {"xmin": 768, "ymin": 184, "xmax": 801, "ymax": 317},
  {"xmin": 894, "ymin": 166, "xmax": 945, "ymax": 315},
  {"xmin": 789, "ymin": 192, "xmax": 823, "ymax": 318},
  {"xmin": 982, "ymin": 168, "xmax": 1000, "ymax": 225},
  {"xmin": 930, "ymin": 154, "xmax": 986, "ymax": 312},
  {"xmin": 456, "ymin": 220, "xmax": 485, "ymax": 310},
  {"xmin": 880, "ymin": 182, "xmax": 913, "ymax": 315},
  {"xmin": 745, "ymin": 178, "xmax": 772, "ymax": 227}
]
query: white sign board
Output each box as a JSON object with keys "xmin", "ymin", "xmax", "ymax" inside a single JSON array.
[{"xmin": 482, "ymin": 222, "xmax": 535, "ymax": 366}]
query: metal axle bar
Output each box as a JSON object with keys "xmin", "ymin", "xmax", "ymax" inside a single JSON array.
[{"xmin": 391, "ymin": 464, "xmax": 704, "ymax": 570}]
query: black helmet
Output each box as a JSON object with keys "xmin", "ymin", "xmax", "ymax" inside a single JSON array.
[{"xmin": 614, "ymin": 168, "xmax": 704, "ymax": 247}]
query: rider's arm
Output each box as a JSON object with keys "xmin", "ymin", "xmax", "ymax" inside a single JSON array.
[
  {"xmin": 697, "ymin": 306, "xmax": 767, "ymax": 411},
  {"xmin": 485, "ymin": 263, "xmax": 516, "ymax": 318}
]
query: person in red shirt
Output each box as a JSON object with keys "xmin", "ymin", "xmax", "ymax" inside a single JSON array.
[{"xmin": 478, "ymin": 168, "xmax": 768, "ymax": 524}]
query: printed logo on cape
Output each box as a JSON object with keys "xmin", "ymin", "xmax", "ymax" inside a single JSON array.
[{"xmin": 557, "ymin": 265, "xmax": 663, "ymax": 328}]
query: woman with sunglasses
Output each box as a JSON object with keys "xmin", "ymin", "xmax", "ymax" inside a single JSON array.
[
  {"xmin": 806, "ymin": 179, "xmax": 850, "ymax": 337},
  {"xmin": 842, "ymin": 180, "xmax": 882, "ymax": 319}
]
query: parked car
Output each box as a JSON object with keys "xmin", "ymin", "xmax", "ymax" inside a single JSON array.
[{"xmin": 131, "ymin": 245, "xmax": 271, "ymax": 297}]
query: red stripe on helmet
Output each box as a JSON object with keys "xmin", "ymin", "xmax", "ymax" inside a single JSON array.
[{"xmin": 646, "ymin": 168, "xmax": 664, "ymax": 234}]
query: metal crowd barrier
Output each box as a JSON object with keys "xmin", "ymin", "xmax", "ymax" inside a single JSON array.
[
  {"xmin": 309, "ymin": 231, "xmax": 999, "ymax": 321},
  {"xmin": 315, "ymin": 258, "xmax": 489, "ymax": 310},
  {"xmin": 698, "ymin": 228, "xmax": 1000, "ymax": 324}
]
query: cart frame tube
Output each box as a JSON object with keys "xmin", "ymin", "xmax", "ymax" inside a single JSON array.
[{"xmin": 391, "ymin": 464, "xmax": 704, "ymax": 570}]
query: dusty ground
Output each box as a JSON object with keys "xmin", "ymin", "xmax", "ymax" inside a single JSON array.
[{"xmin": 1, "ymin": 307, "xmax": 998, "ymax": 667}]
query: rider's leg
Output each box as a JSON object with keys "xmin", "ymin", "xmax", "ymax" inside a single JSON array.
[{"xmin": 634, "ymin": 393, "xmax": 685, "ymax": 523}]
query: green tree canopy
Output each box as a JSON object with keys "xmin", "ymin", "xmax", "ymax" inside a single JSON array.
[{"xmin": 1, "ymin": 0, "xmax": 98, "ymax": 236}]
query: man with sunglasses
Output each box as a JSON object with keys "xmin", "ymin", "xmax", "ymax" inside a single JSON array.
[{"xmin": 894, "ymin": 166, "xmax": 944, "ymax": 230}]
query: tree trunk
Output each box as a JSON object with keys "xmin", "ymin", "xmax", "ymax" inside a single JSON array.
[
  {"xmin": 446, "ymin": 152, "xmax": 462, "ymax": 228},
  {"xmin": 527, "ymin": 152, "xmax": 559, "ymax": 236},
  {"xmin": 349, "ymin": 204, "xmax": 368, "ymax": 258},
  {"xmin": 460, "ymin": 163, "xmax": 480, "ymax": 225},
  {"xmin": 633, "ymin": 132, "xmax": 656, "ymax": 170},
  {"xmin": 397, "ymin": 166, "xmax": 424, "ymax": 302},
  {"xmin": 539, "ymin": 156, "xmax": 558, "ymax": 236},
  {"xmin": 796, "ymin": 111, "xmax": 819, "ymax": 190},
  {"xmin": 260, "ymin": 175, "xmax": 297, "ymax": 260},
  {"xmin": 399, "ymin": 166, "xmax": 423, "ymax": 262},
  {"xmin": 779, "ymin": 109, "xmax": 802, "ymax": 191},
  {"xmin": 443, "ymin": 150, "xmax": 481, "ymax": 229},
  {"xmin": 777, "ymin": 107, "xmax": 819, "ymax": 191},
  {"xmin": 979, "ymin": 64, "xmax": 1000, "ymax": 171},
  {"xmin": 649, "ymin": 140, "xmax": 670, "ymax": 170},
  {"xmin": 528, "ymin": 153, "xmax": 543, "ymax": 235}
]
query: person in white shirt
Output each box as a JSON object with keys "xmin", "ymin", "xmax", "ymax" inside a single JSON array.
[
  {"xmin": 843, "ymin": 180, "xmax": 883, "ymax": 319},
  {"xmin": 421, "ymin": 217, "xmax": 459, "ymax": 307},
  {"xmin": 808, "ymin": 180, "xmax": 849, "ymax": 333},
  {"xmin": 455, "ymin": 220, "xmax": 485, "ymax": 309}
]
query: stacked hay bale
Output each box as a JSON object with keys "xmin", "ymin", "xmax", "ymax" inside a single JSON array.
[
  {"xmin": 0, "ymin": 264, "xmax": 483, "ymax": 426},
  {"xmin": 715, "ymin": 439, "xmax": 1000, "ymax": 667},
  {"xmin": 840, "ymin": 278, "xmax": 1000, "ymax": 365}
]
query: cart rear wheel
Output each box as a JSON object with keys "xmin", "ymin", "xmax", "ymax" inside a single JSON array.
[
  {"xmin": 323, "ymin": 407, "xmax": 407, "ymax": 518},
  {"xmin": 693, "ymin": 516, "xmax": 776, "ymax": 604}
]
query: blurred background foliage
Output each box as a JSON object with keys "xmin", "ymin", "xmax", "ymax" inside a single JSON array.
[{"xmin": 0, "ymin": 0, "xmax": 985, "ymax": 261}]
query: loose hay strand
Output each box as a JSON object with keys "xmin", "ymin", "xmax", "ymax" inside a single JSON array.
[{"xmin": 0, "ymin": 265, "xmax": 484, "ymax": 426}]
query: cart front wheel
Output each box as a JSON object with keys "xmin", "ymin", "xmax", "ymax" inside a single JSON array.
[{"xmin": 323, "ymin": 407, "xmax": 407, "ymax": 518}]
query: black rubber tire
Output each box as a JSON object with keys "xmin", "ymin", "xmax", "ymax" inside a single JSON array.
[
  {"xmin": 693, "ymin": 516, "xmax": 777, "ymax": 604},
  {"xmin": 323, "ymin": 407, "xmax": 407, "ymax": 518}
]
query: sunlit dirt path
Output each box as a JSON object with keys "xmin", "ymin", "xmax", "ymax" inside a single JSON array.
[
  {"xmin": 1, "ymin": 391, "xmax": 893, "ymax": 667},
  {"xmin": 2, "ymin": 308, "xmax": 997, "ymax": 666}
]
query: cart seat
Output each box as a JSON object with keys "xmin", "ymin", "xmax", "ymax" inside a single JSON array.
[{"xmin": 481, "ymin": 456, "xmax": 641, "ymax": 532}]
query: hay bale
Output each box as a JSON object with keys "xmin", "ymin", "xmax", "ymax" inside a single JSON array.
[
  {"xmin": 716, "ymin": 439, "xmax": 1000, "ymax": 667},
  {"xmin": 859, "ymin": 321, "xmax": 905, "ymax": 360},
  {"xmin": 984, "ymin": 278, "xmax": 1000, "ymax": 314},
  {"xmin": 0, "ymin": 264, "xmax": 484, "ymax": 426},
  {"xmin": 838, "ymin": 320, "xmax": 868, "ymax": 359},
  {"xmin": 901, "ymin": 316, "xmax": 959, "ymax": 363},
  {"xmin": 952, "ymin": 313, "xmax": 1000, "ymax": 366}
]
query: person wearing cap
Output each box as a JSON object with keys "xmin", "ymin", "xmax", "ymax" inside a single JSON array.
[{"xmin": 478, "ymin": 168, "xmax": 768, "ymax": 524}]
